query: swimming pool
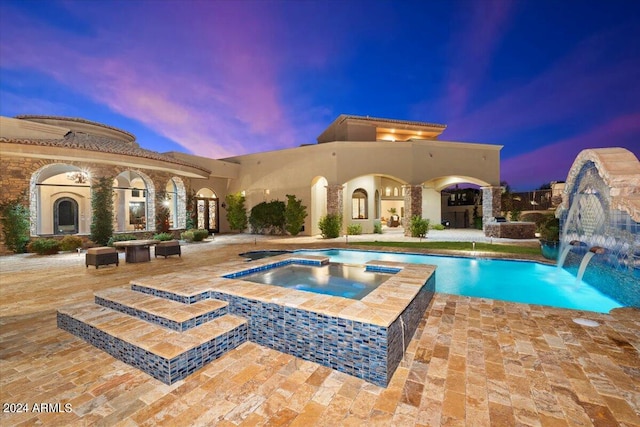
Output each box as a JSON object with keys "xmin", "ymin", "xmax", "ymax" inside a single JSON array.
[
  {"xmin": 293, "ymin": 249, "xmax": 622, "ymax": 313},
  {"xmin": 236, "ymin": 262, "xmax": 392, "ymax": 299}
]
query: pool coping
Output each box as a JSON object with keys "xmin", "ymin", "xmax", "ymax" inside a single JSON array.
[{"xmin": 212, "ymin": 254, "xmax": 436, "ymax": 328}]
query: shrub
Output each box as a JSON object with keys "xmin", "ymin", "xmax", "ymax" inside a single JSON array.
[
  {"xmin": 192, "ymin": 229, "xmax": 209, "ymax": 241},
  {"xmin": 59, "ymin": 235, "xmax": 83, "ymax": 251},
  {"xmin": 285, "ymin": 194, "xmax": 307, "ymax": 236},
  {"xmin": 249, "ymin": 200, "xmax": 285, "ymax": 234},
  {"xmin": 27, "ymin": 238, "xmax": 60, "ymax": 255},
  {"xmin": 347, "ymin": 224, "xmax": 362, "ymax": 235},
  {"xmin": 430, "ymin": 223, "xmax": 445, "ymax": 231},
  {"xmin": 373, "ymin": 220, "xmax": 383, "ymax": 234},
  {"xmin": 225, "ymin": 192, "xmax": 248, "ymax": 232},
  {"xmin": 409, "ymin": 216, "xmax": 430, "ymax": 238},
  {"xmin": 521, "ymin": 212, "xmax": 547, "ymax": 228},
  {"xmin": 153, "ymin": 232, "xmax": 174, "ymax": 241},
  {"xmin": 181, "ymin": 229, "xmax": 208, "ymax": 242},
  {"xmin": 318, "ymin": 214, "xmax": 342, "ymax": 239},
  {"xmin": 90, "ymin": 177, "xmax": 114, "ymax": 246},
  {"xmin": 510, "ymin": 208, "xmax": 521, "ymax": 222},
  {"xmin": 107, "ymin": 234, "xmax": 137, "ymax": 246},
  {"xmin": 0, "ymin": 197, "xmax": 30, "ymax": 253},
  {"xmin": 539, "ymin": 214, "xmax": 560, "ymax": 241}
]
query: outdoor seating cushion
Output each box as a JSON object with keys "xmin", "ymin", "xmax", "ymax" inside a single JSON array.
[
  {"xmin": 87, "ymin": 247, "xmax": 117, "ymax": 254},
  {"xmin": 158, "ymin": 240, "xmax": 180, "ymax": 247}
]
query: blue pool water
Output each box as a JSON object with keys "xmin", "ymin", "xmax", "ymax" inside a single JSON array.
[
  {"xmin": 294, "ymin": 249, "xmax": 622, "ymax": 313},
  {"xmin": 237, "ymin": 263, "xmax": 391, "ymax": 300}
]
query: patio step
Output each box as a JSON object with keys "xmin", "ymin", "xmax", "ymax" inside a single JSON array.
[
  {"xmin": 130, "ymin": 276, "xmax": 213, "ymax": 304},
  {"xmin": 95, "ymin": 287, "xmax": 228, "ymax": 331},
  {"xmin": 57, "ymin": 303, "xmax": 248, "ymax": 384}
]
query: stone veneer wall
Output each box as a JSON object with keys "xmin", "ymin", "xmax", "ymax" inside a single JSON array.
[
  {"xmin": 481, "ymin": 186, "xmax": 502, "ymax": 234},
  {"xmin": 0, "ymin": 156, "xmax": 191, "ymax": 252},
  {"xmin": 325, "ymin": 184, "xmax": 343, "ymax": 216},
  {"xmin": 403, "ymin": 185, "xmax": 423, "ymax": 237},
  {"xmin": 485, "ymin": 222, "xmax": 536, "ymax": 239}
]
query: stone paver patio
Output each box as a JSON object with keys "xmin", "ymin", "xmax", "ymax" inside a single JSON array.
[{"xmin": 1, "ymin": 233, "xmax": 638, "ymax": 426}]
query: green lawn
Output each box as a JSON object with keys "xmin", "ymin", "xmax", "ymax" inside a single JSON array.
[{"xmin": 349, "ymin": 241, "xmax": 541, "ymax": 255}]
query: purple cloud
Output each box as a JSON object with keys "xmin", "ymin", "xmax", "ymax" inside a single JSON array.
[
  {"xmin": 502, "ymin": 113, "xmax": 640, "ymax": 189},
  {"xmin": 0, "ymin": 3, "xmax": 312, "ymax": 157},
  {"xmin": 443, "ymin": 1, "xmax": 516, "ymax": 120},
  {"xmin": 445, "ymin": 32, "xmax": 640, "ymax": 144}
]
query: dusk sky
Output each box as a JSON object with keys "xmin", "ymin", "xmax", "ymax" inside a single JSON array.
[{"xmin": 1, "ymin": 0, "xmax": 638, "ymax": 190}]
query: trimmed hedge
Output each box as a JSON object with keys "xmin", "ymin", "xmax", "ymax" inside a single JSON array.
[{"xmin": 28, "ymin": 238, "xmax": 60, "ymax": 255}]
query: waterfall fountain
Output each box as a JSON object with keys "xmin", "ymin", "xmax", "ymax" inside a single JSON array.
[
  {"xmin": 556, "ymin": 148, "xmax": 640, "ymax": 308},
  {"xmin": 557, "ymin": 240, "xmax": 586, "ymax": 269},
  {"xmin": 576, "ymin": 246, "xmax": 606, "ymax": 283}
]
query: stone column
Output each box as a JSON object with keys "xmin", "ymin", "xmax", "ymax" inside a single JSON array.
[
  {"xmin": 325, "ymin": 184, "xmax": 344, "ymax": 217},
  {"xmin": 403, "ymin": 185, "xmax": 423, "ymax": 236},
  {"xmin": 481, "ymin": 186, "xmax": 502, "ymax": 234}
]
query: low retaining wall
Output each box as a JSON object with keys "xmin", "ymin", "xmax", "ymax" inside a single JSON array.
[{"xmin": 485, "ymin": 221, "xmax": 536, "ymax": 239}]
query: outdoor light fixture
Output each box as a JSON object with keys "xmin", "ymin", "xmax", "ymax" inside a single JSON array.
[{"xmin": 65, "ymin": 171, "xmax": 88, "ymax": 184}]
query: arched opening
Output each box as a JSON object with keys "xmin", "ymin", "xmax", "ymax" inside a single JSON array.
[
  {"xmin": 352, "ymin": 188, "xmax": 368, "ymax": 219},
  {"xmin": 425, "ymin": 176, "xmax": 490, "ymax": 229},
  {"xmin": 30, "ymin": 164, "xmax": 91, "ymax": 236},
  {"xmin": 54, "ymin": 197, "xmax": 78, "ymax": 234},
  {"xmin": 113, "ymin": 171, "xmax": 154, "ymax": 232},
  {"xmin": 195, "ymin": 188, "xmax": 218, "ymax": 233}
]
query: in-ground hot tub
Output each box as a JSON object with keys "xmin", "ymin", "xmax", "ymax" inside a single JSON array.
[
  {"xmin": 209, "ymin": 254, "xmax": 436, "ymax": 386},
  {"xmin": 236, "ymin": 262, "xmax": 392, "ymax": 300}
]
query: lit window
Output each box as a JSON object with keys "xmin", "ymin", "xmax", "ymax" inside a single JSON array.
[{"xmin": 352, "ymin": 188, "xmax": 368, "ymax": 219}]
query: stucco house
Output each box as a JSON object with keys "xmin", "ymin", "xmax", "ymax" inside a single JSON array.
[{"xmin": 0, "ymin": 114, "xmax": 503, "ymax": 250}]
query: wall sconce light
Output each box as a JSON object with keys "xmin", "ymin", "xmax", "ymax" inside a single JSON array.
[
  {"xmin": 221, "ymin": 202, "xmax": 227, "ymax": 209},
  {"xmin": 65, "ymin": 171, "xmax": 89, "ymax": 184}
]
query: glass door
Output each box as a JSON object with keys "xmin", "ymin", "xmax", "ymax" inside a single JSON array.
[{"xmin": 196, "ymin": 197, "xmax": 219, "ymax": 233}]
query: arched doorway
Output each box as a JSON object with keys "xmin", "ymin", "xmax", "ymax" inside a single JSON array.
[
  {"xmin": 195, "ymin": 188, "xmax": 218, "ymax": 233},
  {"xmin": 54, "ymin": 197, "xmax": 79, "ymax": 234}
]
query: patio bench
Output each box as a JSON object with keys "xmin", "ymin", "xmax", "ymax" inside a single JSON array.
[
  {"xmin": 86, "ymin": 247, "xmax": 119, "ymax": 268},
  {"xmin": 155, "ymin": 240, "xmax": 181, "ymax": 258}
]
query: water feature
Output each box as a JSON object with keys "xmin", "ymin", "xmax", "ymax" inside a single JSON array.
[
  {"xmin": 575, "ymin": 246, "xmax": 606, "ymax": 283},
  {"xmin": 556, "ymin": 148, "xmax": 640, "ymax": 308}
]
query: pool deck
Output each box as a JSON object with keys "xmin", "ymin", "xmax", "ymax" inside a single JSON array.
[{"xmin": 1, "ymin": 232, "xmax": 639, "ymax": 426}]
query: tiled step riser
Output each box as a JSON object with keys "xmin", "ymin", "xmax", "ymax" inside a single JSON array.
[
  {"xmin": 131, "ymin": 284, "xmax": 209, "ymax": 304},
  {"xmin": 57, "ymin": 312, "xmax": 248, "ymax": 385},
  {"xmin": 95, "ymin": 296, "xmax": 228, "ymax": 332}
]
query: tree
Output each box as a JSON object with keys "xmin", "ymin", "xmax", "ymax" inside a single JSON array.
[
  {"xmin": 284, "ymin": 194, "xmax": 307, "ymax": 236},
  {"xmin": 225, "ymin": 192, "xmax": 247, "ymax": 232},
  {"xmin": 185, "ymin": 188, "xmax": 197, "ymax": 230},
  {"xmin": 90, "ymin": 177, "xmax": 114, "ymax": 246},
  {"xmin": 0, "ymin": 194, "xmax": 30, "ymax": 253}
]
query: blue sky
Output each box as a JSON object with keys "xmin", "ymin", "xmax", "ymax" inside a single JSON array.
[{"xmin": 1, "ymin": 0, "xmax": 638, "ymax": 190}]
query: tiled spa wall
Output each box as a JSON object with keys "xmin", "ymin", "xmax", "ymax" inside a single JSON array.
[
  {"xmin": 211, "ymin": 273, "xmax": 435, "ymax": 387},
  {"xmin": 559, "ymin": 160, "xmax": 640, "ymax": 308}
]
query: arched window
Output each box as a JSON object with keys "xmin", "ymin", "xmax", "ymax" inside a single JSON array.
[
  {"xmin": 352, "ymin": 188, "xmax": 368, "ymax": 219},
  {"xmin": 54, "ymin": 197, "xmax": 78, "ymax": 234}
]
